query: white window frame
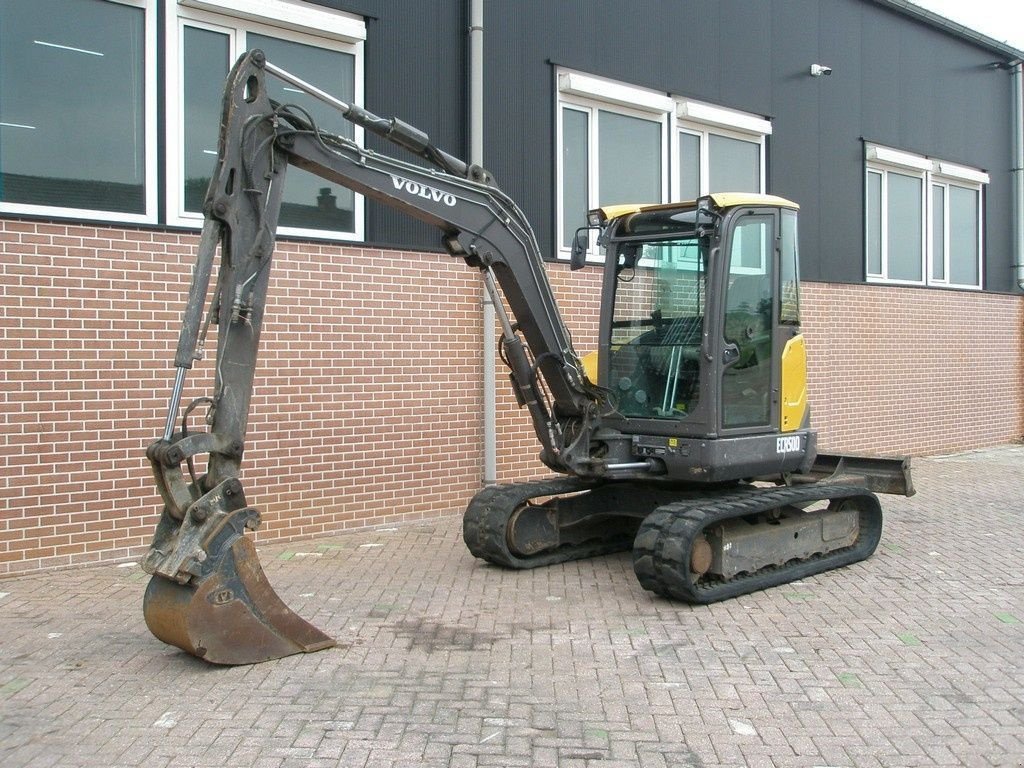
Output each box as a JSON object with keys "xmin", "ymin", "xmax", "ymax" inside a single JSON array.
[
  {"xmin": 676, "ymin": 100, "xmax": 769, "ymax": 202},
  {"xmin": 865, "ymin": 164, "xmax": 927, "ymax": 285},
  {"xmin": 557, "ymin": 101, "xmax": 594, "ymax": 250},
  {"xmin": 865, "ymin": 143, "xmax": 987, "ymax": 289},
  {"xmin": 556, "ymin": 72, "xmax": 672, "ymax": 259},
  {"xmin": 0, "ymin": 0, "xmax": 159, "ymax": 225},
  {"xmin": 556, "ymin": 69, "xmax": 771, "ymax": 261},
  {"xmin": 675, "ymin": 124, "xmax": 768, "ymax": 200},
  {"xmin": 166, "ymin": 0, "xmax": 366, "ymax": 240},
  {"xmin": 930, "ymin": 174, "xmax": 983, "ymax": 288}
]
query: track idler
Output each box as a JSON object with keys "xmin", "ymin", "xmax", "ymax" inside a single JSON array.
[{"xmin": 141, "ymin": 476, "xmax": 334, "ymax": 665}]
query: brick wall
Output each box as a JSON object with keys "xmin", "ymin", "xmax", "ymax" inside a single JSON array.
[
  {"xmin": 0, "ymin": 221, "xmax": 486, "ymax": 576},
  {"xmin": 802, "ymin": 282, "xmax": 1024, "ymax": 455},
  {"xmin": 1, "ymin": 218, "xmax": 1021, "ymax": 575},
  {"xmin": 2, "ymin": 220, "xmax": 191, "ymax": 576}
]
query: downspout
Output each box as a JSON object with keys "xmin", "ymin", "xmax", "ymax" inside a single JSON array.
[
  {"xmin": 1011, "ymin": 60, "xmax": 1024, "ymax": 290},
  {"xmin": 470, "ymin": 0, "xmax": 497, "ymax": 485}
]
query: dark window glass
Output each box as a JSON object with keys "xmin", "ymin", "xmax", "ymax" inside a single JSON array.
[
  {"xmin": 609, "ymin": 238, "xmax": 705, "ymax": 420},
  {"xmin": 949, "ymin": 185, "xmax": 980, "ymax": 286},
  {"xmin": 723, "ymin": 216, "xmax": 773, "ymax": 428},
  {"xmin": 561, "ymin": 107, "xmax": 588, "ymax": 248},
  {"xmin": 183, "ymin": 26, "xmax": 230, "ymax": 214},
  {"xmin": 709, "ymin": 134, "xmax": 759, "ymax": 193},
  {"xmin": 678, "ymin": 132, "xmax": 700, "ymax": 201},
  {"xmin": 866, "ymin": 171, "xmax": 883, "ymax": 276},
  {"xmin": 0, "ymin": 0, "xmax": 146, "ymax": 213},
  {"xmin": 598, "ymin": 110, "xmax": 661, "ymax": 206},
  {"xmin": 250, "ymin": 34, "xmax": 355, "ymax": 233},
  {"xmin": 780, "ymin": 209, "xmax": 800, "ymax": 325},
  {"xmin": 887, "ymin": 172, "xmax": 923, "ymax": 282}
]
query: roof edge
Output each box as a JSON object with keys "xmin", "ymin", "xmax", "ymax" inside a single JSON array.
[{"xmin": 871, "ymin": 0, "xmax": 1024, "ymax": 61}]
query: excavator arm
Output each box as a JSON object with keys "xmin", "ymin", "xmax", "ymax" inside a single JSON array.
[{"xmin": 142, "ymin": 51, "xmax": 604, "ymax": 664}]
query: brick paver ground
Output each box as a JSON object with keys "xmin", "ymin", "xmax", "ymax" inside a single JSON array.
[{"xmin": 1, "ymin": 447, "xmax": 1022, "ymax": 768}]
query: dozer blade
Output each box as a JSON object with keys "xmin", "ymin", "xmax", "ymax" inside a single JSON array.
[{"xmin": 143, "ymin": 534, "xmax": 334, "ymax": 665}]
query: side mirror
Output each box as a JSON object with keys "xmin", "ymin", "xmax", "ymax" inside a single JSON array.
[{"xmin": 570, "ymin": 227, "xmax": 592, "ymax": 270}]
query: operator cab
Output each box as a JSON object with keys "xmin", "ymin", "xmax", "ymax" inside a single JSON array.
[{"xmin": 589, "ymin": 194, "xmax": 811, "ymax": 481}]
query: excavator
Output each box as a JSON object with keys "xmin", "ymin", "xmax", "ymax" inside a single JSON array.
[{"xmin": 142, "ymin": 50, "xmax": 914, "ymax": 665}]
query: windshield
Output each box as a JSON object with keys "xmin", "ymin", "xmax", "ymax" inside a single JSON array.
[{"xmin": 609, "ymin": 237, "xmax": 706, "ymax": 419}]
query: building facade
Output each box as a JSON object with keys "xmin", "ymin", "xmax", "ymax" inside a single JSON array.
[{"xmin": 1, "ymin": 0, "xmax": 1022, "ymax": 575}]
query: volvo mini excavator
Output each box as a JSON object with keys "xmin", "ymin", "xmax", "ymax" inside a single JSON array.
[{"xmin": 142, "ymin": 51, "xmax": 914, "ymax": 664}]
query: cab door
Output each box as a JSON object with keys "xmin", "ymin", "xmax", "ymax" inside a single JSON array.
[{"xmin": 718, "ymin": 211, "xmax": 777, "ymax": 431}]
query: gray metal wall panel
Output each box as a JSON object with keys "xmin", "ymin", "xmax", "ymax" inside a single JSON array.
[
  {"xmin": 852, "ymin": 1, "xmax": 1013, "ymax": 291},
  {"xmin": 812, "ymin": 0, "xmax": 867, "ymax": 284},
  {"xmin": 768, "ymin": 0, "xmax": 826, "ymax": 281},
  {"xmin": 316, "ymin": 0, "xmax": 467, "ymax": 250},
  {"xmin": 483, "ymin": 1, "xmax": 558, "ymax": 259},
  {"xmin": 717, "ymin": 3, "xmax": 774, "ymax": 110},
  {"xmin": 317, "ymin": 1, "xmax": 1016, "ymax": 292}
]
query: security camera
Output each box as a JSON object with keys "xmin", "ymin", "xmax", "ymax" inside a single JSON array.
[{"xmin": 810, "ymin": 64, "xmax": 832, "ymax": 77}]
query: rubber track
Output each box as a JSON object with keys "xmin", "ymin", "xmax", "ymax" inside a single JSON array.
[
  {"xmin": 463, "ymin": 477, "xmax": 638, "ymax": 569},
  {"xmin": 632, "ymin": 484, "xmax": 883, "ymax": 604}
]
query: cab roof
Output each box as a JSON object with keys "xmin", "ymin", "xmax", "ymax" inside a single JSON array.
[{"xmin": 592, "ymin": 193, "xmax": 799, "ymax": 225}]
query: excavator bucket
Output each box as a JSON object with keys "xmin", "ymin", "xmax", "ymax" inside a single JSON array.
[
  {"xmin": 143, "ymin": 535, "xmax": 334, "ymax": 665},
  {"xmin": 140, "ymin": 469, "xmax": 334, "ymax": 665}
]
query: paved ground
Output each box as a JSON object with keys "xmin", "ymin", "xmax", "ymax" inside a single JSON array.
[{"xmin": 1, "ymin": 448, "xmax": 1023, "ymax": 768}]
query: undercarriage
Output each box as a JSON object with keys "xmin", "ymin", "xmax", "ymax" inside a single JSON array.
[{"xmin": 464, "ymin": 471, "xmax": 890, "ymax": 604}]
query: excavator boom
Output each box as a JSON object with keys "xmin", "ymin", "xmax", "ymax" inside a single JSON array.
[{"xmin": 143, "ymin": 50, "xmax": 603, "ymax": 664}]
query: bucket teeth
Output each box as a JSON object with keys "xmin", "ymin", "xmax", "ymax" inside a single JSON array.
[{"xmin": 143, "ymin": 534, "xmax": 334, "ymax": 665}]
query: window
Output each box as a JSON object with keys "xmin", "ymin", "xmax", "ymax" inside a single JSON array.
[
  {"xmin": 557, "ymin": 73, "xmax": 672, "ymax": 249},
  {"xmin": 608, "ymin": 236, "xmax": 707, "ymax": 421},
  {"xmin": 941, "ymin": 183, "xmax": 981, "ymax": 286},
  {"xmin": 677, "ymin": 100, "xmax": 770, "ymax": 201},
  {"xmin": 0, "ymin": 0, "xmax": 157, "ymax": 223},
  {"xmin": 723, "ymin": 215, "xmax": 774, "ymax": 429},
  {"xmin": 865, "ymin": 144, "xmax": 987, "ymax": 289},
  {"xmin": 779, "ymin": 209, "xmax": 800, "ymax": 326},
  {"xmin": 557, "ymin": 70, "xmax": 770, "ymax": 257},
  {"xmin": 167, "ymin": 0, "xmax": 365, "ymax": 239}
]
